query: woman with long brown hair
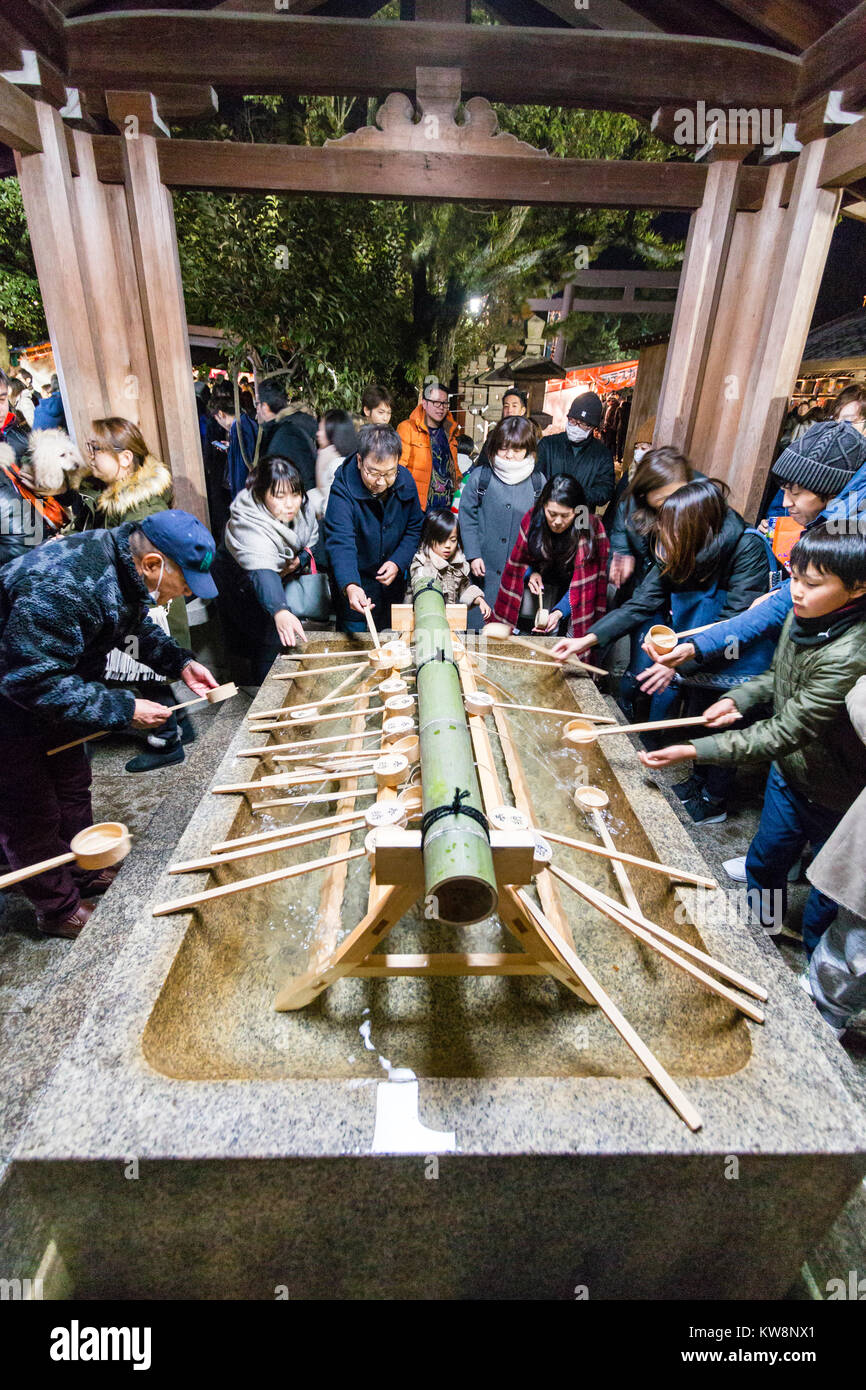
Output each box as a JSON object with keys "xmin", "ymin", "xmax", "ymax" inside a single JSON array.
[{"xmin": 553, "ymin": 476, "xmax": 773, "ymax": 822}]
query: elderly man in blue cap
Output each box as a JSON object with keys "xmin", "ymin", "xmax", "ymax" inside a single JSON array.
[{"xmin": 0, "ymin": 509, "xmax": 220, "ymax": 938}]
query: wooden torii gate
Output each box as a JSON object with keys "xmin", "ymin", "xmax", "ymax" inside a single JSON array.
[{"xmin": 1, "ymin": 4, "xmax": 866, "ymax": 523}]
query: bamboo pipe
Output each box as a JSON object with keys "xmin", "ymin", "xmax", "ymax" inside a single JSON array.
[
  {"xmin": 152, "ymin": 846, "xmax": 368, "ymax": 916},
  {"xmin": 549, "ymin": 865, "xmax": 765, "ymax": 1023},
  {"xmin": 171, "ymin": 816, "xmax": 369, "ymax": 874},
  {"xmin": 536, "ymin": 826, "xmax": 717, "ymax": 889},
  {"xmin": 0, "ymin": 821, "xmax": 131, "ymax": 888},
  {"xmin": 512, "ymin": 887, "xmax": 702, "ymax": 1131},
  {"xmin": 46, "ymin": 682, "xmax": 239, "ymax": 756},
  {"xmin": 413, "ymin": 577, "xmax": 498, "ymax": 926}
]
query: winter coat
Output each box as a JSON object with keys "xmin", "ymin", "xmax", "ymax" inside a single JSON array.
[
  {"xmin": 457, "ymin": 465, "xmax": 543, "ymax": 610},
  {"xmin": 807, "ymin": 676, "xmax": 866, "ymax": 917},
  {"xmin": 32, "ymin": 391, "xmax": 66, "ymax": 432},
  {"xmin": 536, "ymin": 430, "xmax": 616, "ymax": 509},
  {"xmin": 493, "ymin": 510, "xmax": 609, "ymax": 638},
  {"xmin": 589, "ymin": 507, "xmax": 771, "ymax": 681},
  {"xmin": 0, "ymin": 409, "xmax": 30, "ymax": 464},
  {"xmin": 76, "ymin": 455, "xmax": 190, "ymax": 652},
  {"xmin": 0, "ymin": 459, "xmax": 71, "ymax": 568},
  {"xmin": 259, "ymin": 403, "xmax": 318, "ymax": 491},
  {"xmin": 396, "ymin": 402, "xmax": 459, "ymax": 508},
  {"xmin": 324, "ymin": 454, "xmax": 424, "ymax": 595},
  {"xmin": 691, "ymin": 450, "xmax": 866, "ymax": 666},
  {"xmin": 223, "ymin": 486, "xmax": 318, "ymax": 619},
  {"xmin": 608, "ymin": 469, "xmax": 707, "ymax": 579},
  {"xmin": 226, "ymin": 413, "xmax": 258, "ymax": 500},
  {"xmin": 692, "ymin": 612, "xmax": 866, "ymax": 814},
  {"xmin": 313, "ymin": 443, "xmax": 345, "ymax": 518},
  {"xmin": 409, "ymin": 546, "xmax": 485, "ymax": 609},
  {"xmin": 0, "ymin": 522, "xmax": 194, "ymax": 737}
]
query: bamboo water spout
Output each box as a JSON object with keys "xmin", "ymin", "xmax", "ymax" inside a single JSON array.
[{"xmin": 413, "ymin": 576, "xmax": 498, "ymax": 926}]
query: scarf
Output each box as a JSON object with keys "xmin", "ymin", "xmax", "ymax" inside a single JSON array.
[
  {"xmin": 0, "ymin": 462, "xmax": 68, "ymax": 531},
  {"xmin": 491, "ymin": 453, "xmax": 535, "ymax": 486},
  {"xmin": 790, "ymin": 594, "xmax": 866, "ymax": 647},
  {"xmin": 224, "ymin": 486, "xmax": 317, "ymax": 573}
]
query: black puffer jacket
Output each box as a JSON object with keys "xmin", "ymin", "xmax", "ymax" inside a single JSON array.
[
  {"xmin": 259, "ymin": 405, "xmax": 318, "ymax": 492},
  {"xmin": 589, "ymin": 507, "xmax": 769, "ymax": 649},
  {"xmin": 0, "ymin": 522, "xmax": 194, "ymax": 736}
]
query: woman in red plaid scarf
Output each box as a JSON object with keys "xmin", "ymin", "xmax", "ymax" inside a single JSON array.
[{"xmin": 489, "ymin": 474, "xmax": 609, "ymax": 636}]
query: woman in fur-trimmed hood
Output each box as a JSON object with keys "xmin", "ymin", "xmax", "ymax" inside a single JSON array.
[{"xmin": 78, "ymin": 418, "xmax": 193, "ymax": 772}]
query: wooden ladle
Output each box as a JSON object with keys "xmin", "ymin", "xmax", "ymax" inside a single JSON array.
[
  {"xmin": 0, "ymin": 821, "xmax": 131, "ymax": 889},
  {"xmin": 47, "ymin": 682, "xmax": 238, "ymax": 756},
  {"xmin": 562, "ymin": 714, "xmax": 709, "ymax": 746}
]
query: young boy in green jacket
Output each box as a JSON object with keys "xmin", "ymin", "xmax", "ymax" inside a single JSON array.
[{"xmin": 640, "ymin": 524, "xmax": 866, "ymax": 954}]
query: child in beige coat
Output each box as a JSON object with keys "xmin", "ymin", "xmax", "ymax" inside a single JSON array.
[{"xmin": 409, "ymin": 510, "xmax": 491, "ymax": 617}]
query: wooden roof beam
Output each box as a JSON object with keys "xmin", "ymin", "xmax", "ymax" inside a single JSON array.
[
  {"xmin": 709, "ymin": 0, "xmax": 826, "ymax": 53},
  {"xmin": 88, "ymin": 132, "xmax": 775, "ymax": 210},
  {"xmin": 0, "ymin": 0, "xmax": 67, "ymax": 75},
  {"xmin": 820, "ymin": 113, "xmax": 866, "ymax": 188},
  {"xmin": 65, "ymin": 15, "xmax": 800, "ymax": 112},
  {"xmin": 0, "ymin": 71, "xmax": 42, "ymax": 153},
  {"xmin": 797, "ymin": 1, "xmax": 866, "ymax": 111}
]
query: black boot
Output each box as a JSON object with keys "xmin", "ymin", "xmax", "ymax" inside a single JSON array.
[{"xmin": 125, "ymin": 735, "xmax": 185, "ymax": 774}]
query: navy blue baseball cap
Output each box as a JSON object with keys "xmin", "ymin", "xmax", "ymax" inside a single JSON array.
[{"xmin": 138, "ymin": 510, "xmax": 218, "ymax": 599}]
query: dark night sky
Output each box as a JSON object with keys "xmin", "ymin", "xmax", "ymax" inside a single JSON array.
[{"xmin": 812, "ymin": 216, "xmax": 866, "ymax": 327}]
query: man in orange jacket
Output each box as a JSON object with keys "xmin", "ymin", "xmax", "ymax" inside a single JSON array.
[{"xmin": 397, "ymin": 382, "xmax": 459, "ymax": 511}]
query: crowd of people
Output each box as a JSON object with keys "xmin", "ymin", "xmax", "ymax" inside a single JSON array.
[{"xmin": 1, "ymin": 358, "xmax": 865, "ymax": 1040}]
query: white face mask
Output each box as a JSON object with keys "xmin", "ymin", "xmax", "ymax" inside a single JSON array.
[
  {"xmin": 566, "ymin": 421, "xmax": 590, "ymax": 442},
  {"xmin": 633, "ymin": 446, "xmax": 649, "ymax": 464},
  {"xmin": 148, "ymin": 556, "xmax": 166, "ymax": 606}
]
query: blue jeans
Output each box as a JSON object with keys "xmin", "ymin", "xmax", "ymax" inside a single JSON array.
[{"xmin": 745, "ymin": 764, "xmax": 841, "ymax": 955}]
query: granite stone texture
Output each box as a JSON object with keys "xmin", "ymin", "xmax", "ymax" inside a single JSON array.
[{"xmin": 5, "ymin": 635, "xmax": 866, "ymax": 1300}]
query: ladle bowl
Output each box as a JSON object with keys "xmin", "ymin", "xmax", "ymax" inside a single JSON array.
[
  {"xmin": 562, "ymin": 717, "xmax": 598, "ymax": 746},
  {"xmin": 69, "ymin": 821, "xmax": 132, "ymax": 869},
  {"xmin": 646, "ymin": 624, "xmax": 677, "ymax": 654}
]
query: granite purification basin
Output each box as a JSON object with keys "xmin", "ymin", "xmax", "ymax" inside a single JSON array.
[
  {"xmin": 10, "ymin": 636, "xmax": 865, "ymax": 1302},
  {"xmin": 141, "ymin": 655, "xmax": 752, "ymax": 1082}
]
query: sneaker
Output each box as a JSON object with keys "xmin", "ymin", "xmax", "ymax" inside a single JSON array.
[
  {"xmin": 674, "ymin": 773, "xmax": 705, "ymax": 803},
  {"xmin": 38, "ymin": 899, "xmax": 96, "ymax": 940},
  {"xmin": 683, "ymin": 792, "xmax": 727, "ymax": 825},
  {"xmin": 125, "ymin": 743, "xmax": 185, "ymax": 773},
  {"xmin": 724, "ymin": 855, "xmax": 747, "ymax": 882}
]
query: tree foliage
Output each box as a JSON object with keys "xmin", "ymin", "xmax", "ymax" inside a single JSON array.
[{"xmin": 0, "ymin": 179, "xmax": 47, "ymax": 342}]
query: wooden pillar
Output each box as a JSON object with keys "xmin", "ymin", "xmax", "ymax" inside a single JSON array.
[
  {"xmin": 70, "ymin": 129, "xmax": 161, "ymax": 454},
  {"xmin": 688, "ymin": 162, "xmax": 788, "ymax": 485},
  {"xmin": 725, "ymin": 140, "xmax": 843, "ymax": 519},
  {"xmin": 121, "ymin": 130, "xmax": 207, "ymax": 522},
  {"xmin": 15, "ymin": 102, "xmax": 110, "ymax": 447},
  {"xmin": 653, "ymin": 160, "xmax": 741, "ymax": 455}
]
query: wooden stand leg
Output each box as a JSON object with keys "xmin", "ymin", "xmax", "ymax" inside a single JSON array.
[{"xmin": 273, "ymin": 875, "xmax": 424, "ymax": 1011}]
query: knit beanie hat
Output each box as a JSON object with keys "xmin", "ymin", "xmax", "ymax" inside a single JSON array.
[
  {"xmin": 773, "ymin": 421, "xmax": 866, "ymax": 498},
  {"xmin": 567, "ymin": 391, "xmax": 603, "ymax": 428}
]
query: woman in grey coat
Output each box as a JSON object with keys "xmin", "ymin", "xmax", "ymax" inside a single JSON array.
[{"xmin": 458, "ymin": 416, "xmax": 545, "ymax": 628}]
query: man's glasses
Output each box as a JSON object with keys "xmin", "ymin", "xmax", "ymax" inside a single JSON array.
[
  {"xmin": 360, "ymin": 463, "xmax": 398, "ymax": 482},
  {"xmin": 427, "ymin": 400, "xmax": 448, "ymax": 409}
]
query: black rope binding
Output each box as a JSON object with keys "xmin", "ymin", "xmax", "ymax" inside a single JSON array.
[
  {"xmin": 415, "ymin": 646, "xmax": 459, "ymax": 678},
  {"xmin": 413, "ymin": 578, "xmax": 442, "ymax": 597},
  {"xmin": 420, "ymin": 787, "xmax": 490, "ymax": 847}
]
